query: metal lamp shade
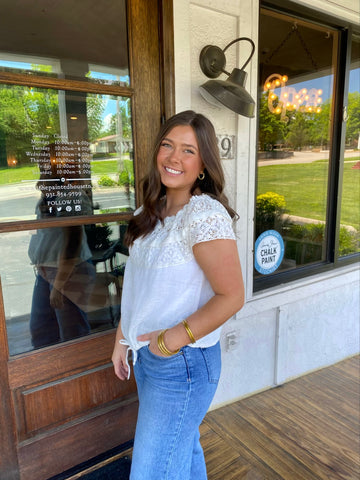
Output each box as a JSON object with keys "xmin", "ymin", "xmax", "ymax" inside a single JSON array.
[{"xmin": 199, "ymin": 68, "xmax": 255, "ymax": 118}]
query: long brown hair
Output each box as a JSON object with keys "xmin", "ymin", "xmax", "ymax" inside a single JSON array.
[{"xmin": 125, "ymin": 110, "xmax": 238, "ymax": 246}]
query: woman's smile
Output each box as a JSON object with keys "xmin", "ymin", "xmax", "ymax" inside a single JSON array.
[{"xmin": 164, "ymin": 166, "xmax": 183, "ymax": 175}]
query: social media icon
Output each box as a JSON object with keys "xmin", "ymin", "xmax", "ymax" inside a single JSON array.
[
  {"xmin": 75, "ymin": 205, "xmax": 81, "ymax": 212},
  {"xmin": 57, "ymin": 206, "xmax": 62, "ymax": 212},
  {"xmin": 66, "ymin": 206, "xmax": 72, "ymax": 212}
]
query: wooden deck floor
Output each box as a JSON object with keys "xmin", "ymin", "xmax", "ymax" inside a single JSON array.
[
  {"xmin": 68, "ymin": 355, "xmax": 359, "ymax": 480},
  {"xmin": 201, "ymin": 355, "xmax": 360, "ymax": 480}
]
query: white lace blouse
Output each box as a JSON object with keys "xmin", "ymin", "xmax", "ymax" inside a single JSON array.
[{"xmin": 120, "ymin": 194, "xmax": 236, "ymax": 354}]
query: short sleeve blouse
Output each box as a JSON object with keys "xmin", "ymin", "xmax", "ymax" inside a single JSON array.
[{"xmin": 120, "ymin": 194, "xmax": 236, "ymax": 352}]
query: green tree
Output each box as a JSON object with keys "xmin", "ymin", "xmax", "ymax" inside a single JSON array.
[
  {"xmin": 307, "ymin": 101, "xmax": 331, "ymax": 149},
  {"xmin": 0, "ymin": 86, "xmax": 33, "ymax": 164},
  {"xmin": 286, "ymin": 111, "xmax": 310, "ymax": 150},
  {"xmin": 258, "ymin": 92, "xmax": 287, "ymax": 150},
  {"xmin": 23, "ymin": 88, "xmax": 60, "ymax": 134},
  {"xmin": 87, "ymin": 94, "xmax": 106, "ymax": 142},
  {"xmin": 346, "ymin": 92, "xmax": 360, "ymax": 148}
]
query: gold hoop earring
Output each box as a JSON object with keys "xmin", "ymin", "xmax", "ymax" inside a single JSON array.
[{"xmin": 198, "ymin": 172, "xmax": 205, "ymax": 181}]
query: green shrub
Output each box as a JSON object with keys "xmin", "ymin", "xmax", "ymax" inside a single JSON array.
[
  {"xmin": 118, "ymin": 169, "xmax": 131, "ymax": 187},
  {"xmin": 98, "ymin": 175, "xmax": 116, "ymax": 187},
  {"xmin": 118, "ymin": 164, "xmax": 134, "ymax": 188},
  {"xmin": 286, "ymin": 223, "xmax": 325, "ymax": 243},
  {"xmin": 284, "ymin": 222, "xmax": 359, "ymax": 263},
  {"xmin": 339, "ymin": 227, "xmax": 360, "ymax": 255},
  {"xmin": 256, "ymin": 191, "xmax": 287, "ymax": 237}
]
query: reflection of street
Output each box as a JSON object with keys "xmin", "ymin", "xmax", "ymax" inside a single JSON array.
[
  {"xmin": 1, "ymin": 230, "xmax": 36, "ymax": 354},
  {"xmin": 1, "ymin": 223, "xmax": 126, "ymax": 355},
  {"xmin": 0, "ymin": 182, "xmax": 135, "ymax": 221},
  {"xmin": 258, "ymin": 149, "xmax": 359, "ymax": 166}
]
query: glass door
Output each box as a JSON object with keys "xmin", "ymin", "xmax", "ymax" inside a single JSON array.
[{"xmin": 0, "ymin": 1, "xmax": 171, "ymax": 478}]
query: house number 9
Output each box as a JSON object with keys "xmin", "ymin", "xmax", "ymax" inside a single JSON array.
[{"xmin": 216, "ymin": 135, "xmax": 235, "ymax": 159}]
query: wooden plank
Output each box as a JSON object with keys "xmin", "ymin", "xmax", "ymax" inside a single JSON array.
[
  {"xmin": 18, "ymin": 397, "xmax": 138, "ymax": 480},
  {"xmin": 271, "ymin": 383, "xmax": 359, "ymax": 441},
  {"xmin": 200, "ymin": 422, "xmax": 275, "ymax": 480},
  {"xmin": 0, "ymin": 213, "xmax": 133, "ymax": 234},
  {"xmin": 159, "ymin": 0, "xmax": 176, "ymax": 120},
  {"xmin": 237, "ymin": 397, "xmax": 358, "ymax": 480},
  {"xmin": 0, "ymin": 279, "xmax": 20, "ymax": 479},
  {"xmin": 202, "ymin": 356, "xmax": 360, "ymax": 480},
  {"xmin": 8, "ymin": 331, "xmax": 116, "ymax": 389},
  {"xmin": 19, "ymin": 365, "xmax": 136, "ymax": 437},
  {"xmin": 207, "ymin": 404, "xmax": 323, "ymax": 480},
  {"xmin": 127, "ymin": 0, "xmax": 162, "ymax": 206},
  {"xmin": 0, "ymin": 71, "xmax": 133, "ymax": 96},
  {"xmin": 285, "ymin": 379, "xmax": 359, "ymax": 435}
]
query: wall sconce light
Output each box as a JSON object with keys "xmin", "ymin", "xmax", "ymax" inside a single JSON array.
[{"xmin": 199, "ymin": 37, "xmax": 255, "ymax": 118}]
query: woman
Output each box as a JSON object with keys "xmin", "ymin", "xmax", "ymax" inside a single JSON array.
[{"xmin": 112, "ymin": 110, "xmax": 244, "ymax": 480}]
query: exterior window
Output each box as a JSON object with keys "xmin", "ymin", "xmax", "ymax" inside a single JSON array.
[{"xmin": 254, "ymin": 6, "xmax": 359, "ymax": 289}]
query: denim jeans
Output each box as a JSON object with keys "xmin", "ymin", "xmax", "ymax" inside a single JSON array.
[
  {"xmin": 130, "ymin": 342, "xmax": 221, "ymax": 480},
  {"xmin": 30, "ymin": 265, "xmax": 92, "ymax": 348}
]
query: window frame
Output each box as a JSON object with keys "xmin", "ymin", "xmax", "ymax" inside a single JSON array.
[{"xmin": 254, "ymin": 0, "xmax": 360, "ymax": 292}]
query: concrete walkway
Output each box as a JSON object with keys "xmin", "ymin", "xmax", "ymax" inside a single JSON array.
[{"xmin": 258, "ymin": 149, "xmax": 359, "ymax": 166}]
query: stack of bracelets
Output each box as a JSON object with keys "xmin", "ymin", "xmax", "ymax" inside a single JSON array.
[{"xmin": 157, "ymin": 319, "xmax": 196, "ymax": 356}]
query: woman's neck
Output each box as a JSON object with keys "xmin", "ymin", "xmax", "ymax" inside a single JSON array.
[{"xmin": 161, "ymin": 191, "xmax": 192, "ymax": 218}]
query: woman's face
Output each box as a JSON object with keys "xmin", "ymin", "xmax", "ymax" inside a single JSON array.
[{"xmin": 156, "ymin": 125, "xmax": 204, "ymax": 196}]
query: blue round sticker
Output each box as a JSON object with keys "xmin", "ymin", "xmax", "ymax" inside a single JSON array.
[{"xmin": 255, "ymin": 230, "xmax": 284, "ymax": 275}]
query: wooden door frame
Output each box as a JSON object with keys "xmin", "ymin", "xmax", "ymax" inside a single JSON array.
[{"xmin": 0, "ymin": 1, "xmax": 174, "ymax": 478}]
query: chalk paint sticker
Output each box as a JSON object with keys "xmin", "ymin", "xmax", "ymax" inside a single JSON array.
[{"xmin": 255, "ymin": 230, "xmax": 284, "ymax": 275}]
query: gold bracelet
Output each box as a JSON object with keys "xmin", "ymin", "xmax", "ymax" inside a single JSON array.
[
  {"xmin": 182, "ymin": 320, "xmax": 196, "ymax": 344},
  {"xmin": 157, "ymin": 330, "xmax": 180, "ymax": 356}
]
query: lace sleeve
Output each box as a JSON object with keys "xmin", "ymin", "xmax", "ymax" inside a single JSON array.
[{"xmin": 189, "ymin": 212, "xmax": 236, "ymax": 247}]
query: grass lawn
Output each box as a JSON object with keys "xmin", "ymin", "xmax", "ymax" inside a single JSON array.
[
  {"xmin": 0, "ymin": 159, "xmax": 125, "ymax": 184},
  {"xmin": 0, "ymin": 164, "xmax": 40, "ymax": 184},
  {"xmin": 91, "ymin": 159, "xmax": 119, "ymax": 176},
  {"xmin": 257, "ymin": 158, "xmax": 360, "ymax": 229},
  {"xmin": 1, "ymin": 157, "xmax": 358, "ymax": 230}
]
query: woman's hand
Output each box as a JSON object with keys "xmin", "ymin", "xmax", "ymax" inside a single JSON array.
[
  {"xmin": 112, "ymin": 341, "xmax": 130, "ymax": 380},
  {"xmin": 50, "ymin": 287, "xmax": 65, "ymax": 309},
  {"xmin": 137, "ymin": 330, "xmax": 166, "ymax": 357}
]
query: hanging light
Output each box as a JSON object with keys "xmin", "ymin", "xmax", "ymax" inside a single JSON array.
[{"xmin": 199, "ymin": 37, "xmax": 256, "ymax": 118}]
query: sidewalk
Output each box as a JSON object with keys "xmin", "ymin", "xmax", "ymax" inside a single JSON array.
[{"xmin": 258, "ymin": 149, "xmax": 359, "ymax": 166}]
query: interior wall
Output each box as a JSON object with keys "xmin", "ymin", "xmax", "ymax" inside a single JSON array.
[{"xmin": 173, "ymin": 0, "xmax": 360, "ymax": 408}]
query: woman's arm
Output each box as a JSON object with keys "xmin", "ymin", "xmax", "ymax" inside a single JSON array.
[
  {"xmin": 50, "ymin": 226, "xmax": 83, "ymax": 308},
  {"xmin": 139, "ymin": 238, "xmax": 244, "ymax": 355},
  {"xmin": 112, "ymin": 322, "xmax": 130, "ymax": 380}
]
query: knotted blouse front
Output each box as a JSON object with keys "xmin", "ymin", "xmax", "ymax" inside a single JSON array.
[{"xmin": 120, "ymin": 194, "xmax": 236, "ymax": 353}]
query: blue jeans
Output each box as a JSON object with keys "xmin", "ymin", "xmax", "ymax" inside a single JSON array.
[
  {"xmin": 131, "ymin": 342, "xmax": 221, "ymax": 480},
  {"xmin": 30, "ymin": 265, "xmax": 92, "ymax": 348}
]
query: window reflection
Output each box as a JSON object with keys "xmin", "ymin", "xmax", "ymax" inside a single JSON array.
[
  {"xmin": 0, "ymin": 85, "xmax": 135, "ymax": 222},
  {"xmin": 0, "ymin": 0, "xmax": 129, "ymax": 86},
  {"xmin": 339, "ymin": 34, "xmax": 360, "ymax": 257},
  {"xmin": 255, "ymin": 9, "xmax": 337, "ymax": 277},
  {"xmin": 2, "ymin": 221, "xmax": 129, "ymax": 355}
]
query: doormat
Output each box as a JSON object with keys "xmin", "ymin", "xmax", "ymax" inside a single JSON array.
[
  {"xmin": 48, "ymin": 442, "xmax": 132, "ymax": 480},
  {"xmin": 75, "ymin": 456, "xmax": 131, "ymax": 479}
]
